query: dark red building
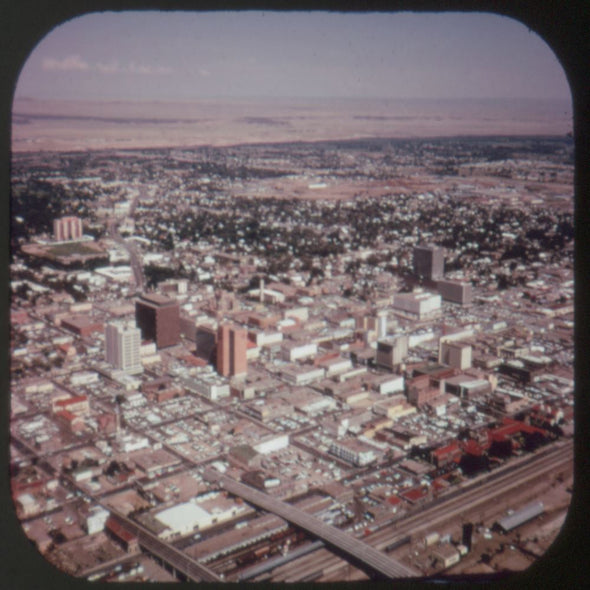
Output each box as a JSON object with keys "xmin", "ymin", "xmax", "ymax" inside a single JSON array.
[{"xmin": 135, "ymin": 293, "xmax": 180, "ymax": 349}]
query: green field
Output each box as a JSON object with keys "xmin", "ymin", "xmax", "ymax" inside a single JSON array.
[{"xmin": 47, "ymin": 242, "xmax": 101, "ymax": 257}]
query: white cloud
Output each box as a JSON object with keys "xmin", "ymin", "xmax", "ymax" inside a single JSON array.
[
  {"xmin": 198, "ymin": 68, "xmax": 211, "ymax": 77},
  {"xmin": 128, "ymin": 62, "xmax": 149, "ymax": 75},
  {"xmin": 97, "ymin": 60, "xmax": 123, "ymax": 74},
  {"xmin": 41, "ymin": 55, "xmax": 173, "ymax": 76},
  {"xmin": 128, "ymin": 62, "xmax": 173, "ymax": 75},
  {"xmin": 42, "ymin": 54, "xmax": 90, "ymax": 71}
]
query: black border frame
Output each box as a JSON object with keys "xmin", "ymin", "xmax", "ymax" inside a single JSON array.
[{"xmin": 2, "ymin": 2, "xmax": 588, "ymax": 589}]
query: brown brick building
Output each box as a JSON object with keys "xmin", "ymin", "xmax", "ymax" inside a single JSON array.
[{"xmin": 217, "ymin": 324, "xmax": 247, "ymax": 377}]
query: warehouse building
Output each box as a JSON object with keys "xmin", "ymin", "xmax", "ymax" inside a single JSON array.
[
  {"xmin": 432, "ymin": 543, "xmax": 461, "ymax": 569},
  {"xmin": 495, "ymin": 501, "xmax": 545, "ymax": 533}
]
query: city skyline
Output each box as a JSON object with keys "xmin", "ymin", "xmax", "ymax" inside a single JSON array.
[{"xmin": 15, "ymin": 11, "xmax": 571, "ymax": 103}]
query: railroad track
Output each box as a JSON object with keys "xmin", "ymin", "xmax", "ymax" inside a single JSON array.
[
  {"xmin": 111, "ymin": 512, "xmax": 222, "ymax": 582},
  {"xmin": 256, "ymin": 441, "xmax": 573, "ymax": 582},
  {"xmin": 207, "ymin": 469, "xmax": 418, "ymax": 579}
]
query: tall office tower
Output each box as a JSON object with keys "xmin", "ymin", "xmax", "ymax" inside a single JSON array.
[
  {"xmin": 413, "ymin": 245, "xmax": 445, "ymax": 280},
  {"xmin": 53, "ymin": 216, "xmax": 83, "ymax": 242},
  {"xmin": 376, "ymin": 334, "xmax": 409, "ymax": 370},
  {"xmin": 217, "ymin": 324, "xmax": 231, "ymax": 376},
  {"xmin": 105, "ymin": 322, "xmax": 142, "ymax": 374},
  {"xmin": 195, "ymin": 324, "xmax": 218, "ymax": 363},
  {"xmin": 135, "ymin": 294, "xmax": 180, "ymax": 349},
  {"xmin": 217, "ymin": 324, "xmax": 247, "ymax": 377}
]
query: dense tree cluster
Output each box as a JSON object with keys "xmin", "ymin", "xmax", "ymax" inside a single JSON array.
[
  {"xmin": 11, "ymin": 135, "xmax": 573, "ymax": 297},
  {"xmin": 139, "ymin": 189, "xmax": 572, "ymax": 287}
]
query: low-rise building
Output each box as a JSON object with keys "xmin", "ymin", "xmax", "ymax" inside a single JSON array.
[
  {"xmin": 315, "ymin": 354, "xmax": 353, "ymax": 376},
  {"xmin": 367, "ymin": 374, "xmax": 405, "ymax": 395},
  {"xmin": 105, "ymin": 517, "xmax": 139, "ymax": 552},
  {"xmin": 86, "ymin": 505, "xmax": 110, "ymax": 534},
  {"xmin": 280, "ymin": 364, "xmax": 325, "ymax": 386},
  {"xmin": 373, "ymin": 395, "xmax": 416, "ymax": 419},
  {"xmin": 52, "ymin": 394, "xmax": 90, "ymax": 416},
  {"xmin": 288, "ymin": 388, "xmax": 337, "ymax": 415},
  {"xmin": 61, "ymin": 315, "xmax": 104, "ymax": 337},
  {"xmin": 406, "ymin": 374, "xmax": 444, "ymax": 408},
  {"xmin": 281, "ymin": 341, "xmax": 318, "ymax": 362},
  {"xmin": 444, "ymin": 375, "xmax": 492, "ymax": 399},
  {"xmin": 495, "ymin": 501, "xmax": 545, "ymax": 533},
  {"xmin": 430, "ymin": 441, "xmax": 462, "ymax": 468},
  {"xmin": 329, "ymin": 438, "xmax": 376, "ymax": 466},
  {"xmin": 432, "ymin": 543, "xmax": 461, "ymax": 569},
  {"xmin": 392, "ymin": 292, "xmax": 441, "ymax": 320},
  {"xmin": 253, "ymin": 433, "xmax": 289, "ymax": 455},
  {"xmin": 183, "ymin": 372, "xmax": 230, "ymax": 400}
]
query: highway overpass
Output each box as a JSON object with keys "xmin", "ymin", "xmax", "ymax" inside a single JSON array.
[{"xmin": 204, "ymin": 468, "xmax": 418, "ymax": 580}]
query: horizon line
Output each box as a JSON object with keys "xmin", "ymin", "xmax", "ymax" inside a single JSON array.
[{"xmin": 13, "ymin": 95, "xmax": 572, "ymax": 104}]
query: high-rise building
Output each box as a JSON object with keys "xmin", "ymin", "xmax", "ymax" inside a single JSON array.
[
  {"xmin": 376, "ymin": 334, "xmax": 409, "ymax": 370},
  {"xmin": 437, "ymin": 279, "xmax": 473, "ymax": 305},
  {"xmin": 195, "ymin": 324, "xmax": 218, "ymax": 363},
  {"xmin": 462, "ymin": 523, "xmax": 474, "ymax": 551},
  {"xmin": 53, "ymin": 216, "xmax": 83, "ymax": 242},
  {"xmin": 439, "ymin": 340, "xmax": 472, "ymax": 370},
  {"xmin": 105, "ymin": 322, "xmax": 142, "ymax": 374},
  {"xmin": 217, "ymin": 324, "xmax": 247, "ymax": 377},
  {"xmin": 413, "ymin": 245, "xmax": 444, "ymax": 280},
  {"xmin": 377, "ymin": 312, "xmax": 388, "ymax": 340},
  {"xmin": 135, "ymin": 294, "xmax": 180, "ymax": 349}
]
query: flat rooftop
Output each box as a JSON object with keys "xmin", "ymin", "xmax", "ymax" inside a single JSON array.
[{"xmin": 139, "ymin": 294, "xmax": 177, "ymax": 307}]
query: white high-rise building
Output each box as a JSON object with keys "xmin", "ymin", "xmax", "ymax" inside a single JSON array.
[
  {"xmin": 377, "ymin": 312, "xmax": 388, "ymax": 339},
  {"xmin": 105, "ymin": 322, "xmax": 142, "ymax": 374}
]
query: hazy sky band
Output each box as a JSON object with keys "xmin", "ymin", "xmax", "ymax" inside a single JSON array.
[{"xmin": 15, "ymin": 11, "xmax": 571, "ymax": 102}]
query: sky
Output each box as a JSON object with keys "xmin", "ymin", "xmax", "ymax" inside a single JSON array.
[{"xmin": 14, "ymin": 11, "xmax": 571, "ymax": 103}]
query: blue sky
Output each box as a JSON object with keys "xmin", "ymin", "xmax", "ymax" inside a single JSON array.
[{"xmin": 14, "ymin": 11, "xmax": 571, "ymax": 102}]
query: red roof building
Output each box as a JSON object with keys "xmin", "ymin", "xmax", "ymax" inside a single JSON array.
[
  {"xmin": 462, "ymin": 438, "xmax": 487, "ymax": 456},
  {"xmin": 53, "ymin": 394, "xmax": 90, "ymax": 416},
  {"xmin": 430, "ymin": 441, "xmax": 462, "ymax": 468},
  {"xmin": 387, "ymin": 495, "xmax": 402, "ymax": 506},
  {"xmin": 105, "ymin": 516, "xmax": 139, "ymax": 553},
  {"xmin": 400, "ymin": 486, "xmax": 429, "ymax": 504}
]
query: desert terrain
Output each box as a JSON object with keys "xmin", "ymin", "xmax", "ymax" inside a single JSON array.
[{"xmin": 12, "ymin": 97, "xmax": 572, "ymax": 153}]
